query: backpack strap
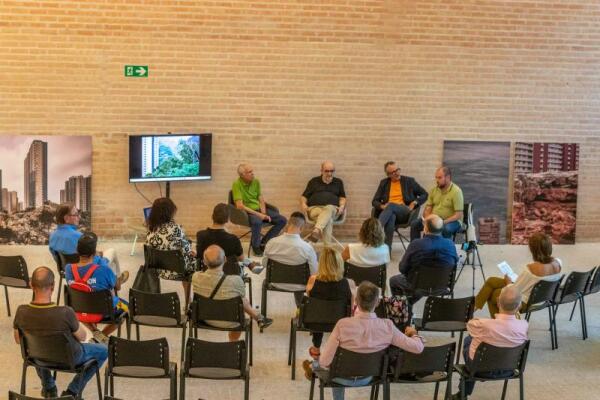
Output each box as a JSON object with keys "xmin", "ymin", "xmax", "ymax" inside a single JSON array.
[
  {"xmin": 72, "ymin": 264, "xmax": 99, "ymax": 284},
  {"xmin": 209, "ymin": 274, "xmax": 227, "ymax": 299}
]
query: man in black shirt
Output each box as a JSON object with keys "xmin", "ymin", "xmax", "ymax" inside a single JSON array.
[
  {"xmin": 301, "ymin": 160, "xmax": 346, "ymax": 244},
  {"xmin": 13, "ymin": 267, "xmax": 108, "ymax": 398},
  {"xmin": 196, "ymin": 203, "xmax": 263, "ymax": 274}
]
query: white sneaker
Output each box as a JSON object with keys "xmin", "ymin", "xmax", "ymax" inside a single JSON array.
[{"xmin": 250, "ymin": 265, "xmax": 264, "ymax": 274}]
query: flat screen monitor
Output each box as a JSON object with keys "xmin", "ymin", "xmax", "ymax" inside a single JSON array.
[{"xmin": 129, "ymin": 133, "xmax": 212, "ymax": 182}]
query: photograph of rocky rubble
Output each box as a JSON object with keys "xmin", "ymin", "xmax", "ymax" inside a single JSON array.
[
  {"xmin": 0, "ymin": 136, "xmax": 92, "ymax": 245},
  {"xmin": 511, "ymin": 142, "xmax": 579, "ymax": 244},
  {"xmin": 443, "ymin": 140, "xmax": 511, "ymax": 244}
]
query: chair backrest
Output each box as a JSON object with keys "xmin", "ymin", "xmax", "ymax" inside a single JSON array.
[
  {"xmin": 0, "ymin": 255, "xmax": 29, "ymax": 287},
  {"xmin": 299, "ymin": 297, "xmax": 351, "ymax": 331},
  {"xmin": 558, "ymin": 270, "xmax": 593, "ymax": 302},
  {"xmin": 58, "ymin": 253, "xmax": 80, "ymax": 275},
  {"xmin": 410, "ymin": 265, "xmax": 456, "ymax": 297},
  {"xmin": 9, "ymin": 390, "xmax": 74, "ymax": 400},
  {"xmin": 129, "ymin": 288, "xmax": 182, "ymax": 325},
  {"xmin": 184, "ymin": 338, "xmax": 246, "ymax": 375},
  {"xmin": 266, "ymin": 259, "xmax": 310, "ymax": 286},
  {"xmin": 343, "ymin": 262, "xmax": 386, "ymax": 290},
  {"xmin": 468, "ymin": 341, "xmax": 530, "ymax": 377},
  {"xmin": 64, "ymin": 286, "xmax": 114, "ymax": 315},
  {"xmin": 523, "ymin": 277, "xmax": 563, "ymax": 310},
  {"xmin": 143, "ymin": 244, "xmax": 186, "ymax": 273},
  {"xmin": 393, "ymin": 342, "xmax": 456, "ymax": 380},
  {"xmin": 19, "ymin": 330, "xmax": 78, "ymax": 370},
  {"xmin": 328, "ymin": 347, "xmax": 387, "ymax": 381},
  {"xmin": 421, "ymin": 296, "xmax": 474, "ymax": 325},
  {"xmin": 190, "ymin": 294, "xmax": 246, "ymax": 326},
  {"xmin": 108, "ymin": 336, "xmax": 170, "ymax": 373},
  {"xmin": 586, "ymin": 266, "xmax": 600, "ymax": 295}
]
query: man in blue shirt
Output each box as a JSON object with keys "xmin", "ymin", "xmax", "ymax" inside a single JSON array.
[
  {"xmin": 390, "ymin": 215, "xmax": 458, "ymax": 303},
  {"xmin": 65, "ymin": 232, "xmax": 127, "ymax": 344}
]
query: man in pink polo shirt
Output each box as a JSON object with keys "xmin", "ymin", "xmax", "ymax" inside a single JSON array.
[
  {"xmin": 453, "ymin": 284, "xmax": 529, "ymax": 399},
  {"xmin": 304, "ymin": 281, "xmax": 425, "ymax": 400}
]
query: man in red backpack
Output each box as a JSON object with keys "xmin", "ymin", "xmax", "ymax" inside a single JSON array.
[{"xmin": 65, "ymin": 232, "xmax": 128, "ymax": 344}]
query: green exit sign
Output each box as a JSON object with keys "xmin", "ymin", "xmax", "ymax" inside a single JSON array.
[{"xmin": 124, "ymin": 65, "xmax": 148, "ymax": 78}]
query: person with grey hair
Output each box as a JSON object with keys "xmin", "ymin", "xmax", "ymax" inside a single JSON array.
[
  {"xmin": 389, "ymin": 214, "xmax": 458, "ymax": 304},
  {"xmin": 232, "ymin": 163, "xmax": 287, "ymax": 256},
  {"xmin": 452, "ymin": 285, "xmax": 529, "ymax": 399},
  {"xmin": 191, "ymin": 245, "xmax": 272, "ymax": 340},
  {"xmin": 303, "ymin": 281, "xmax": 424, "ymax": 400}
]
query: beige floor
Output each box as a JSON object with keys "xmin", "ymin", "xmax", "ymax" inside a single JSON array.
[{"xmin": 1, "ymin": 240, "xmax": 599, "ymax": 400}]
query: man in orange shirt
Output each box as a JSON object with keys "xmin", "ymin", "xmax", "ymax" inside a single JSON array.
[{"xmin": 372, "ymin": 161, "xmax": 428, "ymax": 251}]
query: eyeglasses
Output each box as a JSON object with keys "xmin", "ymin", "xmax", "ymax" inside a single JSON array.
[
  {"xmin": 323, "ymin": 169, "xmax": 335, "ymax": 173},
  {"xmin": 69, "ymin": 212, "xmax": 80, "ymax": 217},
  {"xmin": 387, "ymin": 168, "xmax": 400, "ymax": 176}
]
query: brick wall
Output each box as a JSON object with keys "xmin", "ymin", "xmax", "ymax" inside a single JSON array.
[{"xmin": 2, "ymin": 0, "xmax": 600, "ymax": 241}]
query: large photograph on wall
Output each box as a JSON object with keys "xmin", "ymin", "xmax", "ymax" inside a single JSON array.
[
  {"xmin": 511, "ymin": 142, "xmax": 579, "ymax": 244},
  {"xmin": 443, "ymin": 141, "xmax": 511, "ymax": 244},
  {"xmin": 0, "ymin": 136, "xmax": 92, "ymax": 245}
]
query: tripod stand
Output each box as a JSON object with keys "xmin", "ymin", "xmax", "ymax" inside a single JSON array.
[{"xmin": 455, "ymin": 243, "xmax": 485, "ymax": 296}]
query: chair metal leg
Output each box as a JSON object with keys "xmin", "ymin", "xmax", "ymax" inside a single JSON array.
[
  {"xmin": 547, "ymin": 306, "xmax": 555, "ymax": 350},
  {"xmin": 434, "ymin": 382, "xmax": 440, "ymax": 400},
  {"xmin": 460, "ymin": 376, "xmax": 466, "ymax": 400},
  {"xmin": 95, "ymin": 369, "xmax": 102, "ymax": 400},
  {"xmin": 501, "ymin": 379, "xmax": 508, "ymax": 400},
  {"xmin": 110, "ymin": 374, "xmax": 114, "ymax": 396},
  {"xmin": 569, "ymin": 299, "xmax": 578, "ymax": 321},
  {"xmin": 180, "ymin": 325, "xmax": 186, "ymax": 362},
  {"xmin": 309, "ymin": 375, "xmax": 316, "ymax": 400},
  {"xmin": 287, "ymin": 319, "xmax": 293, "ymax": 366},
  {"xmin": 248, "ymin": 278, "xmax": 253, "ymax": 306},
  {"xmin": 4, "ymin": 286, "xmax": 10, "ymax": 317},
  {"xmin": 520, "ymin": 375, "xmax": 525, "ymax": 400},
  {"xmin": 580, "ymin": 296, "xmax": 588, "ymax": 340},
  {"xmin": 456, "ymin": 331, "xmax": 464, "ymax": 364},
  {"xmin": 319, "ymin": 381, "xmax": 325, "ymax": 400},
  {"xmin": 248, "ymin": 323, "xmax": 254, "ymax": 366},
  {"xmin": 260, "ymin": 283, "xmax": 268, "ymax": 333},
  {"xmin": 552, "ymin": 305, "xmax": 559, "ymax": 350},
  {"xmin": 179, "ymin": 370, "xmax": 185, "ymax": 400},
  {"xmin": 290, "ymin": 323, "xmax": 296, "ymax": 380},
  {"xmin": 104, "ymin": 369, "xmax": 109, "ymax": 397},
  {"xmin": 444, "ymin": 374, "xmax": 452, "ymax": 400},
  {"xmin": 170, "ymin": 364, "xmax": 177, "ymax": 400},
  {"xmin": 20, "ymin": 363, "xmax": 27, "ymax": 394},
  {"xmin": 57, "ymin": 276, "xmax": 63, "ymax": 305},
  {"xmin": 244, "ymin": 375, "xmax": 250, "ymax": 400}
]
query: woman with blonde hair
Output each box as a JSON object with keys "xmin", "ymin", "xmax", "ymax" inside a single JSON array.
[
  {"xmin": 303, "ymin": 247, "xmax": 356, "ymax": 363},
  {"xmin": 342, "ymin": 217, "xmax": 390, "ymax": 267}
]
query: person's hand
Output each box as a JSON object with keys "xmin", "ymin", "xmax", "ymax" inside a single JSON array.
[
  {"xmin": 404, "ymin": 326, "xmax": 418, "ymax": 337},
  {"xmin": 409, "ymin": 202, "xmax": 417, "ymax": 210},
  {"xmin": 336, "ymin": 206, "xmax": 345, "ymax": 217},
  {"xmin": 301, "ymin": 203, "xmax": 309, "ymax": 215},
  {"xmin": 381, "ymin": 203, "xmax": 388, "ymax": 210},
  {"xmin": 261, "ymin": 213, "xmax": 272, "ymax": 222},
  {"xmin": 189, "ymin": 250, "xmax": 197, "ymax": 258}
]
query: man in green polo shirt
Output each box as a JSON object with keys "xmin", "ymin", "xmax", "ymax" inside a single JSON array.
[
  {"xmin": 410, "ymin": 166, "xmax": 464, "ymax": 240},
  {"xmin": 232, "ymin": 163, "xmax": 287, "ymax": 256}
]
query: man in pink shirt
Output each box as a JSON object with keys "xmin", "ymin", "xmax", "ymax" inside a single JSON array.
[
  {"xmin": 453, "ymin": 284, "xmax": 529, "ymax": 399},
  {"xmin": 304, "ymin": 281, "xmax": 425, "ymax": 400}
]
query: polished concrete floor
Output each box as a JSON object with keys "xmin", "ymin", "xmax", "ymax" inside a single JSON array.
[{"xmin": 0, "ymin": 240, "xmax": 599, "ymax": 400}]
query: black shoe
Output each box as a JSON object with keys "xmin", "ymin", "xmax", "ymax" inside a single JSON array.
[
  {"xmin": 41, "ymin": 386, "xmax": 57, "ymax": 398},
  {"xmin": 451, "ymin": 393, "xmax": 464, "ymax": 400},
  {"xmin": 256, "ymin": 315, "xmax": 273, "ymax": 330},
  {"xmin": 252, "ymin": 246, "xmax": 263, "ymax": 257},
  {"xmin": 61, "ymin": 389, "xmax": 80, "ymax": 399}
]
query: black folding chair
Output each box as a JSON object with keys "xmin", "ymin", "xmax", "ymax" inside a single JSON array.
[
  {"xmin": 522, "ymin": 278, "xmax": 563, "ymax": 350},
  {"xmin": 143, "ymin": 245, "xmax": 186, "ymax": 276},
  {"xmin": 261, "ymin": 260, "xmax": 310, "ymax": 330},
  {"xmin": 413, "ymin": 296, "xmax": 474, "ymax": 363},
  {"xmin": 64, "ymin": 286, "xmax": 129, "ymax": 338},
  {"xmin": 128, "ymin": 289, "xmax": 187, "ymax": 360},
  {"xmin": 104, "ymin": 337, "xmax": 177, "ymax": 400},
  {"xmin": 389, "ymin": 342, "xmax": 456, "ymax": 400},
  {"xmin": 50, "ymin": 252, "xmax": 79, "ymax": 305},
  {"xmin": 18, "ymin": 330, "xmax": 103, "ymax": 400},
  {"xmin": 570, "ymin": 266, "xmax": 600, "ymax": 333},
  {"xmin": 188, "ymin": 294, "xmax": 253, "ymax": 365},
  {"xmin": 288, "ymin": 297, "xmax": 351, "ymax": 380},
  {"xmin": 408, "ymin": 265, "xmax": 456, "ymax": 306},
  {"xmin": 8, "ymin": 391, "xmax": 74, "ymax": 400},
  {"xmin": 344, "ymin": 262, "xmax": 386, "ymax": 292},
  {"xmin": 553, "ymin": 270, "xmax": 594, "ymax": 345},
  {"xmin": 180, "ymin": 338, "xmax": 249, "ymax": 400},
  {"xmin": 454, "ymin": 341, "xmax": 530, "ymax": 400},
  {"xmin": 309, "ymin": 348, "xmax": 388, "ymax": 400},
  {"xmin": 0, "ymin": 255, "xmax": 30, "ymax": 316}
]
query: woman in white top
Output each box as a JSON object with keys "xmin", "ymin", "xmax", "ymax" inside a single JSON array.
[
  {"xmin": 475, "ymin": 232, "xmax": 562, "ymax": 317},
  {"xmin": 342, "ymin": 218, "xmax": 390, "ymax": 267}
]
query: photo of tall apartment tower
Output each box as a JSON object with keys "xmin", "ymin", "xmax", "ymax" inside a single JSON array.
[{"xmin": 24, "ymin": 139, "xmax": 48, "ymax": 208}]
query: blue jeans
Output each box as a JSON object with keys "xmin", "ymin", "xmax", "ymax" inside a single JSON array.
[
  {"xmin": 378, "ymin": 203, "xmax": 411, "ymax": 249},
  {"xmin": 461, "ymin": 336, "xmax": 513, "ymax": 396},
  {"xmin": 410, "ymin": 218, "xmax": 462, "ymax": 241},
  {"xmin": 248, "ymin": 208, "xmax": 287, "ymax": 250},
  {"xmin": 36, "ymin": 343, "xmax": 108, "ymax": 395},
  {"xmin": 312, "ymin": 361, "xmax": 372, "ymax": 400}
]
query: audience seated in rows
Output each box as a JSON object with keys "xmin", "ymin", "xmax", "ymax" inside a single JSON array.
[
  {"xmin": 49, "ymin": 203, "xmax": 125, "ymax": 278},
  {"xmin": 196, "ymin": 203, "xmax": 263, "ymax": 275},
  {"xmin": 301, "ymin": 160, "xmax": 347, "ymax": 245},
  {"xmin": 232, "ymin": 163, "xmax": 287, "ymax": 256},
  {"xmin": 372, "ymin": 161, "xmax": 428, "ymax": 251},
  {"xmin": 390, "ymin": 214, "xmax": 458, "ymax": 303},
  {"xmin": 342, "ymin": 217, "xmax": 390, "ymax": 268},
  {"xmin": 453, "ymin": 284, "xmax": 529, "ymax": 400},
  {"xmin": 13, "ymin": 267, "xmax": 108, "ymax": 399},
  {"xmin": 65, "ymin": 232, "xmax": 129, "ymax": 344},
  {"xmin": 145, "ymin": 197, "xmax": 197, "ymax": 307},
  {"xmin": 191, "ymin": 245, "xmax": 272, "ymax": 341},
  {"xmin": 411, "ymin": 166, "xmax": 464, "ymax": 241},
  {"xmin": 475, "ymin": 232, "xmax": 562, "ymax": 318},
  {"xmin": 264, "ymin": 211, "xmax": 318, "ymax": 306},
  {"xmin": 304, "ymin": 281, "xmax": 425, "ymax": 400},
  {"xmin": 303, "ymin": 247, "xmax": 355, "ymax": 362}
]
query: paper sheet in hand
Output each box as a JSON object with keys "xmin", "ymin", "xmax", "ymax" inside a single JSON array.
[{"xmin": 497, "ymin": 261, "xmax": 518, "ymax": 282}]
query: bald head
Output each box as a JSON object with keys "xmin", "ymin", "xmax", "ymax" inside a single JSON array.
[
  {"xmin": 498, "ymin": 285, "xmax": 522, "ymax": 314},
  {"xmin": 203, "ymin": 245, "xmax": 225, "ymax": 269},
  {"xmin": 31, "ymin": 266, "xmax": 55, "ymax": 291},
  {"xmin": 321, "ymin": 160, "xmax": 335, "ymax": 183},
  {"xmin": 424, "ymin": 214, "xmax": 444, "ymax": 235}
]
